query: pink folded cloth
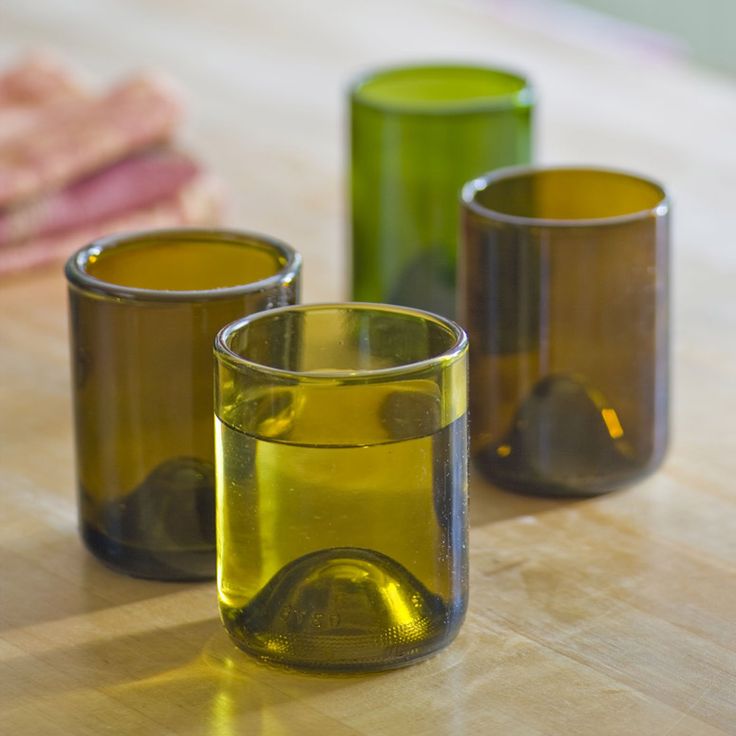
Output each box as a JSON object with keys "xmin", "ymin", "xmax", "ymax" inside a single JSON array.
[
  {"xmin": 0, "ymin": 174, "xmax": 222, "ymax": 278},
  {"xmin": 0, "ymin": 149, "xmax": 202, "ymax": 245},
  {"xmin": 0, "ymin": 52, "xmax": 87, "ymax": 107},
  {"xmin": 0, "ymin": 55, "xmax": 224, "ymax": 279},
  {"xmin": 0, "ymin": 74, "xmax": 183, "ymax": 208},
  {"xmin": 0, "ymin": 54, "xmax": 89, "ymax": 145}
]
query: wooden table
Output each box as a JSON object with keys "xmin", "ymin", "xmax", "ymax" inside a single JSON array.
[{"xmin": 1, "ymin": 1, "xmax": 735, "ymax": 733}]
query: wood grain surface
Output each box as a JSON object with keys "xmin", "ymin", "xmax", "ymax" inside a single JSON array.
[{"xmin": 1, "ymin": 1, "xmax": 735, "ymax": 734}]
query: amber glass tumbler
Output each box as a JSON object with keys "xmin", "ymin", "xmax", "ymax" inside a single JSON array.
[
  {"xmin": 215, "ymin": 304, "xmax": 468, "ymax": 672},
  {"xmin": 66, "ymin": 229, "xmax": 301, "ymax": 579},
  {"xmin": 460, "ymin": 167, "xmax": 670, "ymax": 496},
  {"xmin": 351, "ymin": 63, "xmax": 533, "ymax": 318}
]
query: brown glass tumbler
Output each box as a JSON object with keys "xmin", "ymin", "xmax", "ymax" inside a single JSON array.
[
  {"xmin": 66, "ymin": 229, "xmax": 301, "ymax": 579},
  {"xmin": 460, "ymin": 167, "xmax": 670, "ymax": 496}
]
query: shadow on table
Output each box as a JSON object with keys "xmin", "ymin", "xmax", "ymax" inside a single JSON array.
[
  {"xmin": 3, "ymin": 605, "xmax": 493, "ymax": 734},
  {"xmin": 5, "ymin": 615, "xmax": 464, "ymax": 733},
  {"xmin": 0, "ymin": 618, "xmax": 221, "ymax": 709},
  {"xmin": 469, "ymin": 466, "xmax": 583, "ymax": 527},
  {"xmin": 1, "ymin": 478, "xmax": 580, "ymax": 636},
  {"xmin": 0, "ymin": 529, "xmax": 209, "ymax": 634}
]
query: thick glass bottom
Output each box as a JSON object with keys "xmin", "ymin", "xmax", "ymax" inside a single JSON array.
[
  {"xmin": 473, "ymin": 450, "xmax": 659, "ymax": 498},
  {"xmin": 220, "ymin": 547, "xmax": 464, "ymax": 673},
  {"xmin": 82, "ymin": 520, "xmax": 215, "ymax": 580},
  {"xmin": 78, "ymin": 456, "xmax": 216, "ymax": 581},
  {"xmin": 474, "ymin": 373, "xmax": 664, "ymax": 497}
]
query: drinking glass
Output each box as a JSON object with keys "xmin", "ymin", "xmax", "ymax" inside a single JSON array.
[
  {"xmin": 66, "ymin": 228, "xmax": 301, "ymax": 579},
  {"xmin": 351, "ymin": 63, "xmax": 533, "ymax": 318},
  {"xmin": 460, "ymin": 166, "xmax": 670, "ymax": 496},
  {"xmin": 215, "ymin": 303, "xmax": 468, "ymax": 671}
]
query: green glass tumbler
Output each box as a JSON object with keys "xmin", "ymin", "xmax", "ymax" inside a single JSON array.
[
  {"xmin": 215, "ymin": 303, "xmax": 468, "ymax": 672},
  {"xmin": 66, "ymin": 229, "xmax": 301, "ymax": 580},
  {"xmin": 350, "ymin": 63, "xmax": 533, "ymax": 318},
  {"xmin": 460, "ymin": 166, "xmax": 670, "ymax": 496}
]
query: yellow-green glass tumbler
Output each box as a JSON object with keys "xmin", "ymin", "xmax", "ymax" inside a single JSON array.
[
  {"xmin": 460, "ymin": 166, "xmax": 670, "ymax": 496},
  {"xmin": 215, "ymin": 303, "xmax": 468, "ymax": 672},
  {"xmin": 350, "ymin": 63, "xmax": 533, "ymax": 318},
  {"xmin": 66, "ymin": 229, "xmax": 301, "ymax": 580}
]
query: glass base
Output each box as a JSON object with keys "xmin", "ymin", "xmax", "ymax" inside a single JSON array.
[
  {"xmin": 221, "ymin": 547, "xmax": 464, "ymax": 673},
  {"xmin": 474, "ymin": 446, "xmax": 662, "ymax": 498},
  {"xmin": 474, "ymin": 373, "xmax": 665, "ymax": 497},
  {"xmin": 78, "ymin": 455, "xmax": 216, "ymax": 580},
  {"xmin": 82, "ymin": 521, "xmax": 215, "ymax": 581}
]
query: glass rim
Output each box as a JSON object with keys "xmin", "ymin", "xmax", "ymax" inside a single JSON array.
[
  {"xmin": 461, "ymin": 164, "xmax": 670, "ymax": 228},
  {"xmin": 349, "ymin": 61, "xmax": 534, "ymax": 116},
  {"xmin": 214, "ymin": 302, "xmax": 469, "ymax": 382},
  {"xmin": 64, "ymin": 227, "xmax": 302, "ymax": 303}
]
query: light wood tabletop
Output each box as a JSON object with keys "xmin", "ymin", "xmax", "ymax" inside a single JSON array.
[{"xmin": 1, "ymin": 1, "xmax": 735, "ymax": 734}]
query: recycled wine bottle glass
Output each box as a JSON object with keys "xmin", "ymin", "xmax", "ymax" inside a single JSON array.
[
  {"xmin": 460, "ymin": 166, "xmax": 670, "ymax": 496},
  {"xmin": 350, "ymin": 63, "xmax": 534, "ymax": 318},
  {"xmin": 214, "ymin": 303, "xmax": 468, "ymax": 672},
  {"xmin": 66, "ymin": 228, "xmax": 301, "ymax": 579}
]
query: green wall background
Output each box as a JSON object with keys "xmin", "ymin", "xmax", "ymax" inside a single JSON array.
[{"xmin": 570, "ymin": 0, "xmax": 735, "ymax": 74}]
